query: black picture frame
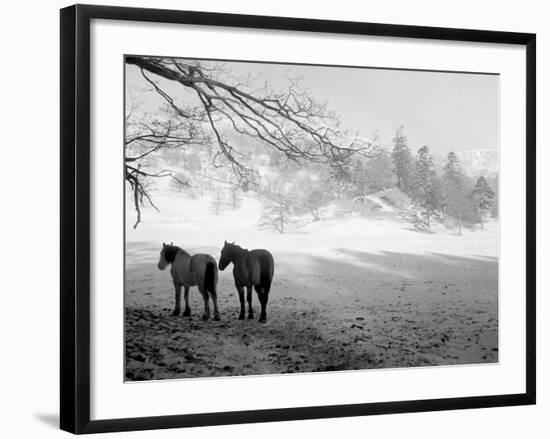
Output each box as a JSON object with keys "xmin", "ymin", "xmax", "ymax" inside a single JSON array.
[{"xmin": 60, "ymin": 4, "xmax": 536, "ymax": 434}]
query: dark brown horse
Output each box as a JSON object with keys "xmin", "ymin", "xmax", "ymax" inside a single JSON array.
[{"xmin": 218, "ymin": 241, "xmax": 274, "ymax": 323}]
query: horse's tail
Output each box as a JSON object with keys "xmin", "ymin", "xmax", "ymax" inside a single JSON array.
[
  {"xmin": 203, "ymin": 260, "xmax": 216, "ymax": 294},
  {"xmin": 259, "ymin": 252, "xmax": 274, "ymax": 294}
]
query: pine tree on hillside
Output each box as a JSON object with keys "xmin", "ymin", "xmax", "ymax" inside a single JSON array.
[
  {"xmin": 391, "ymin": 126, "xmax": 413, "ymax": 194},
  {"xmin": 364, "ymin": 151, "xmax": 396, "ymax": 193},
  {"xmin": 472, "ymin": 176, "xmax": 495, "ymax": 229},
  {"xmin": 412, "ymin": 145, "xmax": 442, "ymax": 229},
  {"xmin": 441, "ymin": 152, "xmax": 470, "ymax": 235}
]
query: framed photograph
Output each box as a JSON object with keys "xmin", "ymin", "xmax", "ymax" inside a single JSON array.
[{"xmin": 60, "ymin": 4, "xmax": 536, "ymax": 434}]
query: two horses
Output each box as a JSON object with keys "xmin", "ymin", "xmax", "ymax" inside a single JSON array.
[{"xmin": 157, "ymin": 241, "xmax": 274, "ymax": 323}]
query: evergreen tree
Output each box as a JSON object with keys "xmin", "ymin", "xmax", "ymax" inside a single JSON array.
[
  {"xmin": 488, "ymin": 174, "xmax": 499, "ymax": 218},
  {"xmin": 472, "ymin": 176, "xmax": 495, "ymax": 229},
  {"xmin": 364, "ymin": 151, "xmax": 396, "ymax": 193},
  {"xmin": 391, "ymin": 126, "xmax": 413, "ymax": 194},
  {"xmin": 412, "ymin": 145, "xmax": 441, "ymax": 229},
  {"xmin": 441, "ymin": 152, "xmax": 470, "ymax": 235}
]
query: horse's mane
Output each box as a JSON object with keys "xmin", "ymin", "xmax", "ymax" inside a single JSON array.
[
  {"xmin": 163, "ymin": 245, "xmax": 189, "ymax": 263},
  {"xmin": 222, "ymin": 244, "xmax": 247, "ymax": 264},
  {"xmin": 227, "ymin": 243, "xmax": 248, "ymax": 253}
]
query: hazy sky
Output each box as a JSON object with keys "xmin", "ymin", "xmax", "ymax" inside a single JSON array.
[{"xmin": 126, "ymin": 59, "xmax": 499, "ymax": 156}]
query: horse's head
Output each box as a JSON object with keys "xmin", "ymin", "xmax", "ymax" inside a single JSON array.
[
  {"xmin": 218, "ymin": 240, "xmax": 236, "ymax": 271},
  {"xmin": 157, "ymin": 242, "xmax": 173, "ymax": 270}
]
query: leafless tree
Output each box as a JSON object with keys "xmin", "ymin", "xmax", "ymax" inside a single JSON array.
[
  {"xmin": 125, "ymin": 56, "xmax": 378, "ymax": 227},
  {"xmin": 125, "ymin": 103, "xmax": 208, "ymax": 228}
]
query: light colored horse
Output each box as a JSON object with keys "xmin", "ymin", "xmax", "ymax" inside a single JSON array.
[
  {"xmin": 218, "ymin": 241, "xmax": 274, "ymax": 323},
  {"xmin": 157, "ymin": 243, "xmax": 220, "ymax": 320}
]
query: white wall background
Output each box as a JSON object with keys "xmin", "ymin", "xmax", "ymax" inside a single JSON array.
[{"xmin": 0, "ymin": 0, "xmax": 546, "ymax": 437}]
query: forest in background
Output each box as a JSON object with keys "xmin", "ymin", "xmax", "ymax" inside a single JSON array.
[
  {"xmin": 125, "ymin": 58, "xmax": 497, "ymax": 236},
  {"xmin": 128, "ymin": 121, "xmax": 497, "ymax": 236}
]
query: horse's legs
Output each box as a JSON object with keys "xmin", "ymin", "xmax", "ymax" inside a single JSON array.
[
  {"xmin": 199, "ymin": 286, "xmax": 210, "ymax": 320},
  {"xmin": 236, "ymin": 285, "xmax": 245, "ymax": 320},
  {"xmin": 182, "ymin": 285, "xmax": 191, "ymax": 317},
  {"xmin": 172, "ymin": 283, "xmax": 181, "ymax": 316},
  {"xmin": 256, "ymin": 286, "xmax": 269, "ymax": 323},
  {"xmin": 246, "ymin": 286, "xmax": 254, "ymax": 319},
  {"xmin": 210, "ymin": 288, "xmax": 221, "ymax": 321}
]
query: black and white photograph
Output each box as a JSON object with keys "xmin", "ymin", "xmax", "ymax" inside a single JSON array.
[
  {"xmin": 0, "ymin": 0, "xmax": 544, "ymax": 436},
  {"xmin": 124, "ymin": 56, "xmax": 499, "ymax": 381}
]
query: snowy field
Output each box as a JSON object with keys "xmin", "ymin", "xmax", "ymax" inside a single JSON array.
[{"xmin": 125, "ymin": 188, "xmax": 498, "ymax": 381}]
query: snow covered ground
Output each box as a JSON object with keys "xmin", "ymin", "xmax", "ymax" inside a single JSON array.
[{"xmin": 125, "ymin": 187, "xmax": 498, "ymax": 380}]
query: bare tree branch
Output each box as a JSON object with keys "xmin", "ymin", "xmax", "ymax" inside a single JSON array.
[
  {"xmin": 125, "ymin": 56, "xmax": 379, "ymax": 227},
  {"xmin": 127, "ymin": 56, "xmax": 377, "ymax": 161}
]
